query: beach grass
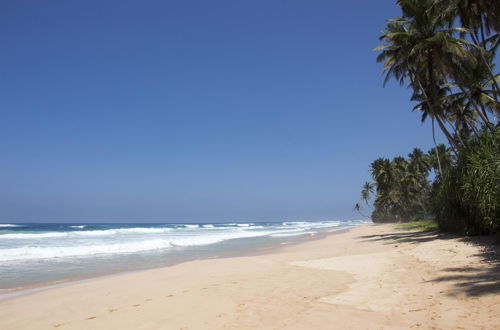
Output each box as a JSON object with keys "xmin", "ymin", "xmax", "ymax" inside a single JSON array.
[{"xmin": 396, "ymin": 220, "xmax": 439, "ymax": 232}]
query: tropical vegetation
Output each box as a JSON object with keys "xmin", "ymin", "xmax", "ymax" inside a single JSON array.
[{"xmin": 355, "ymin": 0, "xmax": 500, "ymax": 235}]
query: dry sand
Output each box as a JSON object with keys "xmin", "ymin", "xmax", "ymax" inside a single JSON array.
[{"xmin": 0, "ymin": 223, "xmax": 499, "ymax": 329}]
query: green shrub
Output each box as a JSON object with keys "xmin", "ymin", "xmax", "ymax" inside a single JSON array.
[{"xmin": 431, "ymin": 126, "xmax": 500, "ymax": 235}]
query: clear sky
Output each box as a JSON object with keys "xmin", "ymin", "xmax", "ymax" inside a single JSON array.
[{"xmin": 0, "ymin": 0, "xmax": 442, "ymax": 222}]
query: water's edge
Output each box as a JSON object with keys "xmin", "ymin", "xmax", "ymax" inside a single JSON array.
[{"xmin": 0, "ymin": 226, "xmax": 355, "ymax": 301}]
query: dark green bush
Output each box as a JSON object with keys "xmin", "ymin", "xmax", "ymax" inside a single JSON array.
[{"xmin": 431, "ymin": 126, "xmax": 500, "ymax": 235}]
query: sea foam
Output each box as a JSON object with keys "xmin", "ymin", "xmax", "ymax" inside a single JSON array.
[
  {"xmin": 0, "ymin": 227, "xmax": 174, "ymax": 239},
  {"xmin": 0, "ymin": 228, "xmax": 279, "ymax": 261},
  {"xmin": 0, "ymin": 221, "xmax": 362, "ymax": 263}
]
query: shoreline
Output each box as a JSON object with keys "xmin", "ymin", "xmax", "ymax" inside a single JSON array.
[
  {"xmin": 1, "ymin": 223, "xmax": 498, "ymax": 329},
  {"xmin": 0, "ymin": 226, "xmax": 354, "ymax": 301}
]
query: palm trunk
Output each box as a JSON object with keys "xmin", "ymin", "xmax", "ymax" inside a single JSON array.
[
  {"xmin": 432, "ymin": 118, "xmax": 444, "ymax": 177},
  {"xmin": 412, "ymin": 75, "xmax": 461, "ymax": 151},
  {"xmin": 435, "ymin": 115, "xmax": 459, "ymax": 154},
  {"xmin": 479, "ymin": 103, "xmax": 491, "ymax": 123},
  {"xmin": 456, "ymin": 84, "xmax": 492, "ymax": 128},
  {"xmin": 437, "ymin": 63, "xmax": 493, "ymax": 130},
  {"xmin": 466, "ymin": 117, "xmax": 481, "ymax": 137},
  {"xmin": 354, "ymin": 207, "xmax": 370, "ymax": 219},
  {"xmin": 444, "ymin": 117, "xmax": 467, "ymax": 147},
  {"xmin": 479, "ymin": 15, "xmax": 486, "ymax": 46}
]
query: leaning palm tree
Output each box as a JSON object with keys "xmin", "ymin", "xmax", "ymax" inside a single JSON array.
[
  {"xmin": 411, "ymin": 81, "xmax": 461, "ymax": 152},
  {"xmin": 360, "ymin": 182, "xmax": 374, "ymax": 209},
  {"xmin": 375, "ymin": 0, "xmax": 474, "ymax": 150},
  {"xmin": 446, "ymin": 47, "xmax": 500, "ymax": 125},
  {"xmin": 438, "ymin": 0, "xmax": 500, "ymax": 95},
  {"xmin": 353, "ymin": 203, "xmax": 370, "ymax": 218},
  {"xmin": 375, "ymin": 0, "xmax": 500, "ymax": 188}
]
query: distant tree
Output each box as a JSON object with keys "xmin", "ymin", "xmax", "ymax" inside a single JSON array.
[{"xmin": 360, "ymin": 182, "xmax": 374, "ymax": 209}]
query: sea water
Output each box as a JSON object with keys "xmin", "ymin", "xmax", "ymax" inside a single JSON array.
[{"xmin": 0, "ymin": 220, "xmax": 366, "ymax": 291}]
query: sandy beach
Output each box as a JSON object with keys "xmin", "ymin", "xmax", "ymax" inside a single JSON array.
[{"xmin": 0, "ymin": 223, "xmax": 498, "ymax": 330}]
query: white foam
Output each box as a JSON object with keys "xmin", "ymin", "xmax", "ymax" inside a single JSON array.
[
  {"xmin": 0, "ymin": 239, "xmax": 175, "ymax": 261},
  {"xmin": 0, "ymin": 221, "xmax": 357, "ymax": 262},
  {"xmin": 169, "ymin": 229, "xmax": 276, "ymax": 247},
  {"xmin": 0, "ymin": 229, "xmax": 280, "ymax": 262},
  {"xmin": 70, "ymin": 225, "xmax": 86, "ymax": 229},
  {"xmin": 245, "ymin": 225, "xmax": 264, "ymax": 229},
  {"xmin": 86, "ymin": 227, "xmax": 173, "ymax": 235},
  {"xmin": 0, "ymin": 224, "xmax": 24, "ymax": 227},
  {"xmin": 0, "ymin": 232, "xmax": 68, "ymax": 239},
  {"xmin": 0, "ymin": 227, "xmax": 174, "ymax": 239},
  {"xmin": 282, "ymin": 221, "xmax": 340, "ymax": 230}
]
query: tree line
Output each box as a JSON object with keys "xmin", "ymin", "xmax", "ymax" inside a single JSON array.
[{"xmin": 356, "ymin": 0, "xmax": 499, "ymax": 235}]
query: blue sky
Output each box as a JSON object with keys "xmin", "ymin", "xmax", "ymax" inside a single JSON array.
[{"xmin": 0, "ymin": 1, "xmax": 441, "ymax": 222}]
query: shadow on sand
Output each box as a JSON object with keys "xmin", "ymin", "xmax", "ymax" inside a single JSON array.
[
  {"xmin": 359, "ymin": 226, "xmax": 500, "ymax": 297},
  {"xmin": 359, "ymin": 229, "xmax": 454, "ymax": 245}
]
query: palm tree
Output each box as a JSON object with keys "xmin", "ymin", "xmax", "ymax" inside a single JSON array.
[
  {"xmin": 370, "ymin": 158, "xmax": 393, "ymax": 193},
  {"xmin": 438, "ymin": 0, "xmax": 500, "ymax": 95},
  {"xmin": 375, "ymin": 0, "xmax": 474, "ymax": 150},
  {"xmin": 392, "ymin": 156, "xmax": 414, "ymax": 219},
  {"xmin": 366, "ymin": 153, "xmax": 433, "ymax": 222},
  {"xmin": 360, "ymin": 182, "xmax": 374, "ymax": 209},
  {"xmin": 407, "ymin": 148, "xmax": 432, "ymax": 215},
  {"xmin": 370, "ymin": 158, "xmax": 395, "ymax": 219},
  {"xmin": 446, "ymin": 47, "xmax": 500, "ymax": 125},
  {"xmin": 353, "ymin": 203, "xmax": 370, "ymax": 218},
  {"xmin": 411, "ymin": 81, "xmax": 461, "ymax": 152},
  {"xmin": 408, "ymin": 148, "xmax": 430, "ymax": 171},
  {"xmin": 428, "ymin": 144, "xmax": 454, "ymax": 174}
]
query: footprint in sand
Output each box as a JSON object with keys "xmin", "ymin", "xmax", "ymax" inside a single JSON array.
[
  {"xmin": 165, "ymin": 294, "xmax": 174, "ymax": 298},
  {"xmin": 86, "ymin": 316, "xmax": 97, "ymax": 320},
  {"xmin": 53, "ymin": 324, "xmax": 64, "ymax": 328},
  {"xmin": 108, "ymin": 308, "xmax": 118, "ymax": 313},
  {"xmin": 131, "ymin": 304, "xmax": 141, "ymax": 307}
]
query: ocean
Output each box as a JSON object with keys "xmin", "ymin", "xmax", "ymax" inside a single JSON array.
[{"xmin": 0, "ymin": 220, "xmax": 366, "ymax": 292}]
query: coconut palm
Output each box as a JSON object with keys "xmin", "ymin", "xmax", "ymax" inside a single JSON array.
[
  {"xmin": 353, "ymin": 203, "xmax": 370, "ymax": 218},
  {"xmin": 428, "ymin": 144, "xmax": 454, "ymax": 173},
  {"xmin": 446, "ymin": 48, "xmax": 500, "ymax": 125},
  {"xmin": 366, "ymin": 153, "xmax": 433, "ymax": 222},
  {"xmin": 370, "ymin": 158, "xmax": 393, "ymax": 193},
  {"xmin": 360, "ymin": 182, "xmax": 374, "ymax": 209},
  {"xmin": 408, "ymin": 148, "xmax": 430, "ymax": 173},
  {"xmin": 366, "ymin": 0, "xmax": 500, "ymax": 231},
  {"xmin": 438, "ymin": 0, "xmax": 500, "ymax": 95},
  {"xmin": 375, "ymin": 0, "xmax": 475, "ymax": 150}
]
